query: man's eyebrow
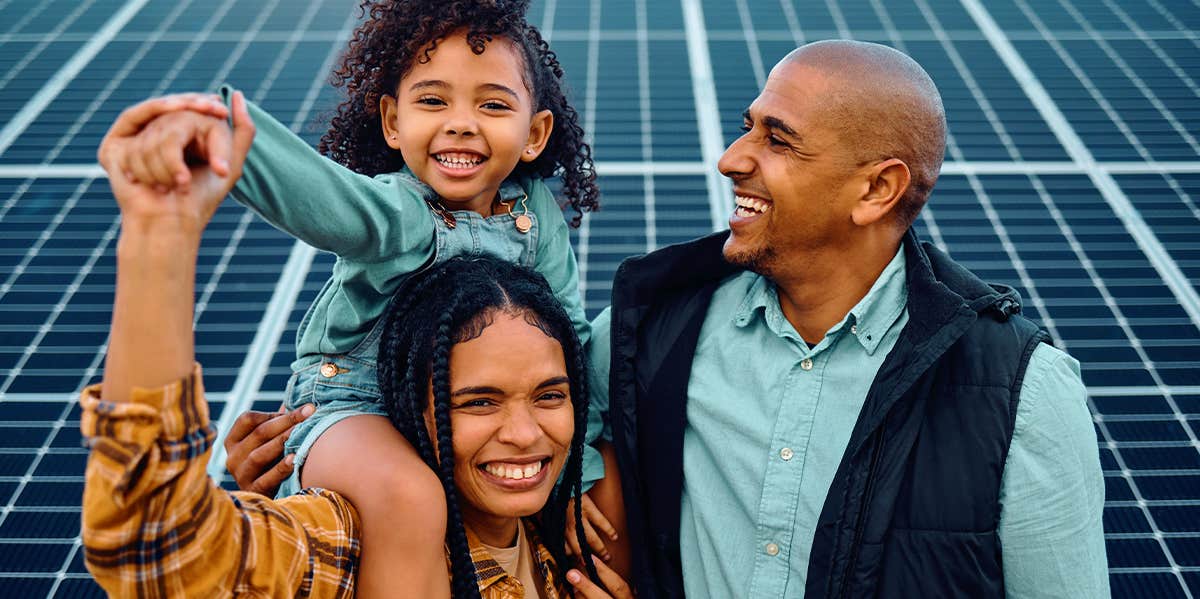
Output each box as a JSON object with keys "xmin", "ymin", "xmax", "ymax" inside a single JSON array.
[
  {"xmin": 743, "ymin": 109, "xmax": 801, "ymax": 140},
  {"xmin": 762, "ymin": 115, "xmax": 799, "ymax": 138}
]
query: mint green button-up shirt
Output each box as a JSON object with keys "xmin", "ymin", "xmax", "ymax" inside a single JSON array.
[{"xmin": 588, "ymin": 248, "xmax": 1109, "ymax": 598}]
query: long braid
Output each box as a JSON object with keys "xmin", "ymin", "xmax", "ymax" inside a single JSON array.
[
  {"xmin": 431, "ymin": 302, "xmax": 483, "ymax": 599},
  {"xmin": 568, "ymin": 347, "xmax": 602, "ymax": 588}
]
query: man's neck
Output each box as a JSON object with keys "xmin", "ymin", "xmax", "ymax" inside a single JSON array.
[{"xmin": 772, "ymin": 239, "xmax": 902, "ymax": 345}]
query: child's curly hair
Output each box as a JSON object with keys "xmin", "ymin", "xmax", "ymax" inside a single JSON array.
[{"xmin": 319, "ymin": 0, "xmax": 599, "ymax": 226}]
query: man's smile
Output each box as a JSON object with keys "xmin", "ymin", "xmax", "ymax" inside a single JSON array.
[{"xmin": 733, "ymin": 194, "xmax": 772, "ymax": 218}]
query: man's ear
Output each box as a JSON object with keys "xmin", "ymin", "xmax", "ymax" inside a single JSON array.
[
  {"xmin": 851, "ymin": 158, "xmax": 910, "ymax": 227},
  {"xmin": 520, "ymin": 109, "xmax": 554, "ymax": 162},
  {"xmin": 379, "ymin": 94, "xmax": 403, "ymax": 151}
]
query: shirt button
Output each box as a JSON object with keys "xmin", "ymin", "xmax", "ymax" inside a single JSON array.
[
  {"xmin": 800, "ymin": 358, "xmax": 814, "ymax": 371},
  {"xmin": 320, "ymin": 363, "xmax": 338, "ymax": 378},
  {"xmin": 765, "ymin": 542, "xmax": 780, "ymax": 556},
  {"xmin": 850, "ymin": 324, "xmax": 858, "ymax": 335},
  {"xmin": 780, "ymin": 447, "xmax": 794, "ymax": 461}
]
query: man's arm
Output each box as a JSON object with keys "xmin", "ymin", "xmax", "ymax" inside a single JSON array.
[
  {"xmin": 999, "ymin": 344, "xmax": 1110, "ymax": 598},
  {"xmin": 83, "ymin": 94, "xmax": 361, "ymax": 597}
]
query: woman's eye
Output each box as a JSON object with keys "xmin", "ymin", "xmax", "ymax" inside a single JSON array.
[
  {"xmin": 536, "ymin": 392, "xmax": 568, "ymax": 404},
  {"xmin": 768, "ymin": 135, "xmax": 787, "ymax": 147},
  {"xmin": 740, "ymin": 124, "xmax": 752, "ymax": 133},
  {"xmin": 457, "ymin": 398, "xmax": 494, "ymax": 409}
]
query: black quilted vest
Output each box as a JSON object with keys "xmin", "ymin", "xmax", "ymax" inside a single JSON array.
[{"xmin": 606, "ymin": 230, "xmax": 1048, "ymax": 598}]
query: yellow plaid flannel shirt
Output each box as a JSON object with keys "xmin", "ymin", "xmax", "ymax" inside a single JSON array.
[
  {"xmin": 81, "ymin": 365, "xmax": 573, "ymax": 598},
  {"xmin": 467, "ymin": 520, "xmax": 565, "ymax": 599},
  {"xmin": 80, "ymin": 365, "xmax": 361, "ymax": 598}
]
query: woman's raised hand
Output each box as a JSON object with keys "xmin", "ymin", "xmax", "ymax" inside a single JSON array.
[{"xmin": 97, "ymin": 91, "xmax": 254, "ymax": 233}]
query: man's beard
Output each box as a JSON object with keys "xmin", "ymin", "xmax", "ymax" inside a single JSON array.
[{"xmin": 723, "ymin": 241, "xmax": 777, "ymax": 276}]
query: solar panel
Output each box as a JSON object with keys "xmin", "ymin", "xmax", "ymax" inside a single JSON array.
[{"xmin": 0, "ymin": 0, "xmax": 1197, "ymax": 596}]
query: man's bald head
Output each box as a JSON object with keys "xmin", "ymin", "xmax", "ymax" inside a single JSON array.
[{"xmin": 778, "ymin": 40, "xmax": 946, "ymax": 228}]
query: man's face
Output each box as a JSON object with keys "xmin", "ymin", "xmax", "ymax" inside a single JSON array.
[{"xmin": 717, "ymin": 60, "xmax": 863, "ymax": 275}]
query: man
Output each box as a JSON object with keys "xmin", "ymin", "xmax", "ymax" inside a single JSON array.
[
  {"xmin": 586, "ymin": 40, "xmax": 1108, "ymax": 598},
  {"xmin": 229, "ymin": 40, "xmax": 1109, "ymax": 597}
]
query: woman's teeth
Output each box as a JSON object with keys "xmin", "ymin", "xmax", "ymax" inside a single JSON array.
[
  {"xmin": 484, "ymin": 461, "xmax": 543, "ymax": 480},
  {"xmin": 735, "ymin": 195, "xmax": 771, "ymax": 217},
  {"xmin": 434, "ymin": 153, "xmax": 484, "ymax": 169}
]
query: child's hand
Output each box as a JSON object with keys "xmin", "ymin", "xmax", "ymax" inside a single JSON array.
[
  {"xmin": 566, "ymin": 491, "xmax": 620, "ymax": 562},
  {"xmin": 566, "ymin": 557, "xmax": 634, "ymax": 599}
]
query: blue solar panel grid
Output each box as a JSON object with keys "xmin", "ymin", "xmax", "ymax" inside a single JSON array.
[{"xmin": 0, "ymin": 0, "xmax": 1198, "ymax": 596}]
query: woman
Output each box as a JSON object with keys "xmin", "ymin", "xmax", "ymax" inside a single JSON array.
[{"xmin": 82, "ymin": 94, "xmax": 627, "ymax": 598}]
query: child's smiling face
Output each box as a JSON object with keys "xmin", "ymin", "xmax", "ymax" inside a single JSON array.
[{"xmin": 380, "ymin": 30, "xmax": 553, "ymax": 214}]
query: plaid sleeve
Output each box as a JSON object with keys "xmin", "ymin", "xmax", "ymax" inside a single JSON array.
[{"xmin": 80, "ymin": 365, "xmax": 361, "ymax": 598}]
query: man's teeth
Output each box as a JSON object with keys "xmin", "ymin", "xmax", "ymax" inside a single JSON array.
[
  {"xmin": 485, "ymin": 461, "xmax": 543, "ymax": 480},
  {"xmin": 734, "ymin": 195, "xmax": 771, "ymax": 216},
  {"xmin": 434, "ymin": 153, "xmax": 484, "ymax": 169}
]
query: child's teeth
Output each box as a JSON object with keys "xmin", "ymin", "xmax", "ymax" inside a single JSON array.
[{"xmin": 436, "ymin": 152, "xmax": 483, "ymax": 168}]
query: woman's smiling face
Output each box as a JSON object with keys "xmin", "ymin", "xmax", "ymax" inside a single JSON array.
[{"xmin": 430, "ymin": 309, "xmax": 574, "ymax": 540}]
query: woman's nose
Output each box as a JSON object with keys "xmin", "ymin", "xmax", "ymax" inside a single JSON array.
[{"xmin": 497, "ymin": 405, "xmax": 542, "ymax": 447}]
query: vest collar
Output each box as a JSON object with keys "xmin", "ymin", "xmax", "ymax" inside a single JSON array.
[{"xmin": 844, "ymin": 229, "xmax": 1023, "ymax": 458}]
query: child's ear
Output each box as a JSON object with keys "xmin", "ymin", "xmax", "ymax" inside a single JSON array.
[
  {"xmin": 379, "ymin": 94, "xmax": 403, "ymax": 151},
  {"xmin": 520, "ymin": 109, "xmax": 554, "ymax": 162}
]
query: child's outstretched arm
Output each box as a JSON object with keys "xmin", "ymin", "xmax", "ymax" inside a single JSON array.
[
  {"xmin": 84, "ymin": 93, "xmax": 364, "ymax": 597},
  {"xmin": 216, "ymin": 85, "xmax": 437, "ymax": 263},
  {"xmin": 116, "ymin": 87, "xmax": 439, "ymax": 265}
]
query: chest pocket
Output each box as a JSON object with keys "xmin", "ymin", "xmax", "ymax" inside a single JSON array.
[{"xmin": 432, "ymin": 211, "xmax": 538, "ymax": 268}]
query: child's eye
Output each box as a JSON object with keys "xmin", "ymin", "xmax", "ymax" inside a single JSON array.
[
  {"xmin": 417, "ymin": 96, "xmax": 446, "ymax": 106},
  {"xmin": 481, "ymin": 101, "xmax": 512, "ymax": 111}
]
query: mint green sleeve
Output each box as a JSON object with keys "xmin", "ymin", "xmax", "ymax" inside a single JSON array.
[
  {"xmin": 579, "ymin": 307, "xmax": 613, "ymax": 489},
  {"xmin": 999, "ymin": 344, "xmax": 1110, "ymax": 598},
  {"xmin": 218, "ymin": 85, "xmax": 435, "ymax": 264},
  {"xmin": 526, "ymin": 179, "xmax": 590, "ymax": 348},
  {"xmin": 523, "ymin": 179, "xmax": 601, "ymax": 486}
]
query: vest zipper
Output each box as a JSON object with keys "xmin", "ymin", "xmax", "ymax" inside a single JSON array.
[{"xmin": 837, "ymin": 430, "xmax": 885, "ymax": 598}]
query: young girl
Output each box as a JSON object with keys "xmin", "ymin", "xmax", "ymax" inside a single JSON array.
[{"xmin": 113, "ymin": 0, "xmax": 612, "ymax": 595}]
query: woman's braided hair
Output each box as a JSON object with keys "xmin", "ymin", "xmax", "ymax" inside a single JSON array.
[
  {"xmin": 377, "ymin": 257, "xmax": 600, "ymax": 598},
  {"xmin": 319, "ymin": 0, "xmax": 599, "ymax": 226}
]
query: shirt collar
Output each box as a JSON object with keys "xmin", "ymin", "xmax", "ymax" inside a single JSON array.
[
  {"xmin": 733, "ymin": 247, "xmax": 907, "ymax": 356},
  {"xmin": 465, "ymin": 520, "xmax": 561, "ymax": 598}
]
